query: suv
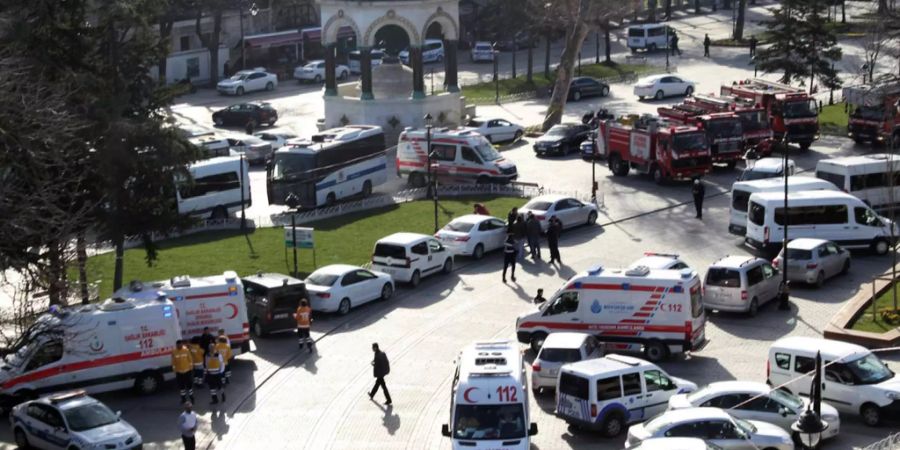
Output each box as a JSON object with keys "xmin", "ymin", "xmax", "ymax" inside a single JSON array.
[
  {"xmin": 371, "ymin": 232, "xmax": 454, "ymax": 287},
  {"xmin": 704, "ymin": 256, "xmax": 780, "ymax": 316},
  {"xmin": 242, "ymin": 272, "xmax": 308, "ymax": 337},
  {"xmin": 532, "ymin": 332, "xmax": 602, "ymax": 394}
]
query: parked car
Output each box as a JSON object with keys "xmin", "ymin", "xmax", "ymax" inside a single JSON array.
[
  {"xmin": 242, "ymin": 272, "xmax": 307, "ymax": 337},
  {"xmin": 254, "ymin": 130, "xmax": 298, "ymax": 150},
  {"xmin": 772, "ymin": 238, "xmax": 850, "ymax": 287},
  {"xmin": 470, "ymin": 41, "xmax": 495, "ymax": 62},
  {"xmin": 217, "ymin": 67, "xmax": 278, "ymax": 95},
  {"xmin": 222, "ymin": 133, "xmax": 274, "ymax": 164},
  {"xmin": 305, "ymin": 264, "xmax": 394, "ymax": 315},
  {"xmin": 564, "ymin": 76, "xmax": 610, "ymax": 102},
  {"xmin": 629, "ymin": 252, "xmax": 690, "ymax": 270},
  {"xmin": 532, "ymin": 123, "xmax": 591, "ymax": 156},
  {"xmin": 11, "ymin": 391, "xmax": 143, "ymax": 450},
  {"xmin": 738, "ymin": 157, "xmax": 796, "ymax": 181},
  {"xmin": 518, "ymin": 194, "xmax": 599, "ymax": 233},
  {"xmin": 704, "ymin": 255, "xmax": 780, "ymax": 316},
  {"xmin": 668, "ymin": 381, "xmax": 841, "ymax": 441},
  {"xmin": 212, "ymin": 102, "xmax": 279, "ymax": 128},
  {"xmin": 531, "ymin": 332, "xmax": 602, "ymax": 394},
  {"xmin": 294, "ymin": 60, "xmax": 350, "ymax": 83},
  {"xmin": 370, "ymin": 232, "xmax": 454, "ymax": 287},
  {"xmin": 399, "ymin": 39, "xmax": 444, "ymax": 64},
  {"xmin": 634, "ymin": 74, "xmax": 696, "ymax": 100},
  {"xmin": 434, "ymin": 214, "xmax": 508, "ymax": 259},
  {"xmin": 626, "ymin": 407, "xmax": 795, "ymax": 449},
  {"xmin": 625, "ymin": 438, "xmax": 721, "ymax": 450},
  {"xmin": 464, "ymin": 117, "xmax": 524, "ymax": 143}
]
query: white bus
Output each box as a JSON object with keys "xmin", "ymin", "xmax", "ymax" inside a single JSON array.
[
  {"xmin": 729, "ymin": 176, "xmax": 837, "ymax": 236},
  {"xmin": 267, "ymin": 125, "xmax": 387, "ymax": 209},
  {"xmin": 815, "ymin": 153, "xmax": 900, "ymax": 211},
  {"xmin": 177, "ymin": 156, "xmax": 251, "ymax": 220},
  {"xmin": 348, "ymin": 49, "xmax": 385, "ymax": 74}
]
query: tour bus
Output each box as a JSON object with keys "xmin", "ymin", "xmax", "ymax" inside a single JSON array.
[
  {"xmin": 729, "ymin": 176, "xmax": 837, "ymax": 236},
  {"xmin": 515, "ymin": 265, "xmax": 706, "ymax": 363},
  {"xmin": 627, "ymin": 24, "xmax": 672, "ymax": 52},
  {"xmin": 348, "ymin": 49, "xmax": 385, "ymax": 74},
  {"xmin": 177, "ymin": 156, "xmax": 251, "ymax": 220},
  {"xmin": 441, "ymin": 340, "xmax": 538, "ymax": 450},
  {"xmin": 396, "ymin": 127, "xmax": 518, "ymax": 186},
  {"xmin": 267, "ymin": 125, "xmax": 387, "ymax": 208},
  {"xmin": 815, "ymin": 153, "xmax": 900, "ymax": 211},
  {"xmin": 745, "ymin": 190, "xmax": 899, "ymax": 255}
]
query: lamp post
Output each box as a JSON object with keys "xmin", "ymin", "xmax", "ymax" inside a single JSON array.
[
  {"xmin": 284, "ymin": 193, "xmax": 300, "ymax": 277},
  {"xmin": 424, "ymin": 113, "xmax": 438, "ymax": 233},
  {"xmin": 239, "ymin": 154, "xmax": 246, "ymax": 232},
  {"xmin": 493, "ymin": 46, "xmax": 500, "ymax": 104},
  {"xmin": 595, "ymin": 31, "xmax": 600, "ymax": 64},
  {"xmin": 778, "ymin": 133, "xmax": 792, "ymax": 310},
  {"xmin": 791, "ymin": 351, "xmax": 828, "ymax": 449},
  {"xmin": 239, "ymin": 1, "xmax": 260, "ymax": 70}
]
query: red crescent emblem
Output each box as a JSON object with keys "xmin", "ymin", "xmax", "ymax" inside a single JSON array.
[
  {"xmin": 463, "ymin": 387, "xmax": 478, "ymax": 403},
  {"xmin": 226, "ymin": 303, "xmax": 239, "ymax": 320}
]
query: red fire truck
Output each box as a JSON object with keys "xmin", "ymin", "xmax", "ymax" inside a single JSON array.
[
  {"xmin": 597, "ymin": 115, "xmax": 711, "ymax": 184},
  {"xmin": 721, "ymin": 78, "xmax": 819, "ymax": 150},
  {"xmin": 843, "ymin": 83, "xmax": 900, "ymax": 145},
  {"xmin": 685, "ymin": 94, "xmax": 774, "ymax": 153},
  {"xmin": 657, "ymin": 104, "xmax": 744, "ymax": 168}
]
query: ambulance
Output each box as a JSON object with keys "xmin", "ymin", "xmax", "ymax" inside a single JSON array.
[
  {"xmin": 0, "ymin": 295, "xmax": 180, "ymax": 411},
  {"xmin": 441, "ymin": 340, "xmax": 538, "ymax": 450},
  {"xmin": 515, "ymin": 265, "xmax": 706, "ymax": 363},
  {"xmin": 396, "ymin": 127, "xmax": 518, "ymax": 187},
  {"xmin": 115, "ymin": 271, "xmax": 251, "ymax": 354}
]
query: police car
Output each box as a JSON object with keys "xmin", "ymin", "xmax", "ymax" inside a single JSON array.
[
  {"xmin": 10, "ymin": 391, "xmax": 142, "ymax": 450},
  {"xmin": 628, "ymin": 252, "xmax": 691, "ymax": 270}
]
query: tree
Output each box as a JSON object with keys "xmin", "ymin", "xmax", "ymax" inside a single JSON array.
[
  {"xmin": 157, "ymin": 0, "xmax": 193, "ymax": 82},
  {"xmin": 734, "ymin": 0, "xmax": 748, "ymax": 41},
  {"xmin": 195, "ymin": 0, "xmax": 229, "ymax": 86}
]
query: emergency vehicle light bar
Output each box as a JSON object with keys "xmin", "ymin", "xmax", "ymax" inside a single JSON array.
[
  {"xmin": 49, "ymin": 390, "xmax": 87, "ymax": 404},
  {"xmin": 475, "ymin": 357, "xmax": 507, "ymax": 366},
  {"xmin": 624, "ymin": 266, "xmax": 651, "ymax": 277},
  {"xmin": 587, "ymin": 265, "xmax": 603, "ymax": 276}
]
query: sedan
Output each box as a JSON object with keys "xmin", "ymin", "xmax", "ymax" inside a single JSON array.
[
  {"xmin": 465, "ymin": 117, "xmax": 524, "ymax": 143},
  {"xmin": 294, "ymin": 60, "xmax": 350, "ymax": 83},
  {"xmin": 212, "ymin": 102, "xmax": 279, "ymax": 128},
  {"xmin": 217, "ymin": 68, "xmax": 278, "ymax": 95},
  {"xmin": 222, "ymin": 134, "xmax": 273, "ymax": 164},
  {"xmin": 634, "ymin": 74, "xmax": 696, "ymax": 101},
  {"xmin": 566, "ymin": 76, "xmax": 610, "ymax": 102},
  {"xmin": 772, "ymin": 238, "xmax": 850, "ymax": 288},
  {"xmin": 254, "ymin": 130, "xmax": 298, "ymax": 150},
  {"xmin": 626, "ymin": 437, "xmax": 722, "ymax": 450},
  {"xmin": 668, "ymin": 381, "xmax": 840, "ymax": 441},
  {"xmin": 470, "ymin": 41, "xmax": 495, "ymax": 62},
  {"xmin": 435, "ymin": 214, "xmax": 508, "ymax": 259},
  {"xmin": 626, "ymin": 407, "xmax": 794, "ymax": 450},
  {"xmin": 305, "ymin": 264, "xmax": 394, "ymax": 315},
  {"xmin": 532, "ymin": 123, "xmax": 591, "ymax": 156},
  {"xmin": 518, "ymin": 195, "xmax": 598, "ymax": 233}
]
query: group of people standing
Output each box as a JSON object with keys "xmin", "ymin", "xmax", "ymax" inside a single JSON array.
[
  {"xmin": 171, "ymin": 327, "xmax": 235, "ymax": 407},
  {"xmin": 500, "ymin": 207, "xmax": 562, "ymax": 284}
]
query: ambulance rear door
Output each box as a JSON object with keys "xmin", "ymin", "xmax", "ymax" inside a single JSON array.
[{"xmin": 169, "ymin": 277, "xmax": 250, "ymax": 352}]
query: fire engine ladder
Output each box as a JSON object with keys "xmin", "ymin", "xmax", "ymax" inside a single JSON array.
[
  {"xmin": 690, "ymin": 94, "xmax": 732, "ymax": 112},
  {"xmin": 742, "ymin": 78, "xmax": 802, "ymax": 95}
]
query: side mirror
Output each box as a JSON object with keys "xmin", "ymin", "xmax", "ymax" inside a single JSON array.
[
  {"xmin": 529, "ymin": 423, "xmax": 539, "ymax": 436},
  {"xmin": 780, "ymin": 407, "xmax": 789, "ymax": 417},
  {"xmin": 441, "ymin": 424, "xmax": 451, "ymax": 437}
]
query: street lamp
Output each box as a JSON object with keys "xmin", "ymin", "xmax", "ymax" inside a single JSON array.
[
  {"xmin": 791, "ymin": 351, "xmax": 828, "ymax": 449},
  {"xmin": 778, "ymin": 132, "xmax": 792, "ymax": 310},
  {"xmin": 284, "ymin": 193, "xmax": 301, "ymax": 277},
  {"xmin": 424, "ymin": 113, "xmax": 438, "ymax": 233},
  {"xmin": 239, "ymin": 1, "xmax": 260, "ymax": 70}
]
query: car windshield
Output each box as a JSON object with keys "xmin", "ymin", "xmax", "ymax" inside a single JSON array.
[
  {"xmin": 706, "ymin": 119, "xmax": 743, "ymax": 138},
  {"xmin": 523, "ymin": 200, "xmax": 552, "ymax": 211},
  {"xmin": 453, "ymin": 404, "xmax": 526, "ymax": 440},
  {"xmin": 229, "ymin": 73, "xmax": 250, "ymax": 81},
  {"xmin": 734, "ymin": 418, "xmax": 756, "ymax": 435},
  {"xmin": 736, "ymin": 110, "xmax": 769, "ymax": 131},
  {"xmin": 706, "ymin": 268, "xmax": 741, "ymax": 287},
  {"xmin": 853, "ymin": 106, "xmax": 884, "ymax": 120},
  {"xmin": 546, "ymin": 126, "xmax": 569, "ymax": 136},
  {"xmin": 740, "ymin": 169, "xmax": 780, "ymax": 181},
  {"xmin": 782, "ymin": 100, "xmax": 816, "ymax": 118},
  {"xmin": 539, "ymin": 348, "xmax": 582, "ymax": 363},
  {"xmin": 785, "ymin": 248, "xmax": 813, "ymax": 260},
  {"xmin": 672, "ymin": 132, "xmax": 708, "ymax": 152},
  {"xmin": 476, "ymin": 142, "xmax": 502, "ymax": 161},
  {"xmin": 642, "ymin": 414, "xmax": 672, "ymax": 435},
  {"xmin": 844, "ymin": 353, "xmax": 894, "ymax": 384},
  {"xmin": 306, "ymin": 272, "xmax": 339, "ymax": 287},
  {"xmin": 304, "ymin": 63, "xmax": 319, "ymax": 69},
  {"xmin": 271, "ymin": 153, "xmax": 316, "ymax": 181},
  {"xmin": 686, "ymin": 386, "xmax": 713, "ymax": 403},
  {"xmin": 467, "ymin": 119, "xmax": 484, "ymax": 127},
  {"xmin": 769, "ymin": 388, "xmax": 804, "ymax": 410},
  {"xmin": 64, "ymin": 403, "xmax": 119, "ymax": 432},
  {"xmin": 444, "ymin": 221, "xmax": 475, "ymax": 232},
  {"xmin": 374, "ymin": 243, "xmax": 406, "ymax": 259}
]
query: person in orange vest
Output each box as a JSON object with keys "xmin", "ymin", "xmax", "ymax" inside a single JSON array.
[
  {"xmin": 295, "ymin": 298, "xmax": 314, "ymax": 353},
  {"xmin": 188, "ymin": 337, "xmax": 205, "ymax": 387},
  {"xmin": 214, "ymin": 336, "xmax": 234, "ymax": 385},
  {"xmin": 171, "ymin": 340, "xmax": 194, "ymax": 404},
  {"xmin": 205, "ymin": 344, "xmax": 226, "ymax": 404}
]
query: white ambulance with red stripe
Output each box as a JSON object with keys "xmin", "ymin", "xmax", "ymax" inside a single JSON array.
[
  {"xmin": 116, "ymin": 271, "xmax": 251, "ymax": 354},
  {"xmin": 515, "ymin": 265, "xmax": 707, "ymax": 363},
  {"xmin": 0, "ymin": 295, "xmax": 180, "ymax": 411},
  {"xmin": 396, "ymin": 127, "xmax": 518, "ymax": 187}
]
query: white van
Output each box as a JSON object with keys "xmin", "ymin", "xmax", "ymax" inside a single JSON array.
[
  {"xmin": 729, "ymin": 176, "xmax": 837, "ymax": 236},
  {"xmin": 115, "ymin": 271, "xmax": 251, "ymax": 354},
  {"xmin": 745, "ymin": 190, "xmax": 898, "ymax": 254},
  {"xmin": 555, "ymin": 354, "xmax": 697, "ymax": 437},
  {"xmin": 0, "ymin": 296, "xmax": 180, "ymax": 410},
  {"xmin": 815, "ymin": 153, "xmax": 900, "ymax": 210},
  {"xmin": 515, "ymin": 265, "xmax": 707, "ymax": 362},
  {"xmin": 441, "ymin": 340, "xmax": 538, "ymax": 449},
  {"xmin": 348, "ymin": 49, "xmax": 385, "ymax": 74},
  {"xmin": 768, "ymin": 336, "xmax": 900, "ymax": 426},
  {"xmin": 177, "ymin": 156, "xmax": 251, "ymax": 220},
  {"xmin": 370, "ymin": 233, "xmax": 454, "ymax": 286},
  {"xmin": 399, "ymin": 39, "xmax": 444, "ymax": 64},
  {"xmin": 397, "ymin": 127, "xmax": 518, "ymax": 187},
  {"xmin": 627, "ymin": 24, "xmax": 672, "ymax": 52}
]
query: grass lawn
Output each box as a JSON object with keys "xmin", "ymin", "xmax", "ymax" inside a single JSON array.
[
  {"xmin": 850, "ymin": 284, "xmax": 900, "ymax": 334},
  {"xmin": 819, "ymin": 102, "xmax": 848, "ymax": 136},
  {"xmin": 85, "ymin": 197, "xmax": 524, "ymax": 300}
]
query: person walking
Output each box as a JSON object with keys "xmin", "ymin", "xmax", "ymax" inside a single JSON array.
[
  {"xmin": 179, "ymin": 401, "xmax": 198, "ymax": 450},
  {"xmin": 748, "ymin": 35, "xmax": 758, "ymax": 57},
  {"xmin": 525, "ymin": 212, "xmax": 542, "ymax": 260},
  {"xmin": 670, "ymin": 32, "xmax": 681, "ymax": 56},
  {"xmin": 214, "ymin": 336, "xmax": 234, "ymax": 385},
  {"xmin": 189, "ymin": 337, "xmax": 205, "ymax": 388},
  {"xmin": 502, "ymin": 233, "xmax": 517, "ymax": 283},
  {"xmin": 512, "ymin": 216, "xmax": 527, "ymax": 262},
  {"xmin": 172, "ymin": 340, "xmax": 195, "ymax": 404},
  {"xmin": 369, "ymin": 343, "xmax": 392, "ymax": 405},
  {"xmin": 547, "ymin": 216, "xmax": 562, "ymax": 264},
  {"xmin": 692, "ymin": 178, "xmax": 706, "ymax": 219},
  {"xmin": 295, "ymin": 298, "xmax": 314, "ymax": 352},
  {"xmin": 703, "ymin": 34, "xmax": 711, "ymax": 57},
  {"xmin": 205, "ymin": 344, "xmax": 226, "ymax": 404}
]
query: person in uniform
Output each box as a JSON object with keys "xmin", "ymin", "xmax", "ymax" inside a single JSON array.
[
  {"xmin": 214, "ymin": 336, "xmax": 234, "ymax": 385},
  {"xmin": 295, "ymin": 298, "xmax": 314, "ymax": 352},
  {"xmin": 189, "ymin": 336, "xmax": 205, "ymax": 387},
  {"xmin": 205, "ymin": 344, "xmax": 226, "ymax": 404},
  {"xmin": 171, "ymin": 340, "xmax": 194, "ymax": 404}
]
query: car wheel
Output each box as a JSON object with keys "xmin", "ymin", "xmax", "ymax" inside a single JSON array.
[
  {"xmin": 748, "ymin": 298, "xmax": 759, "ymax": 317},
  {"xmin": 236, "ymin": 86, "xmax": 244, "ymax": 96},
  {"xmin": 638, "ymin": 95, "xmax": 645, "ymax": 100},
  {"xmin": 573, "ymin": 90, "xmax": 582, "ymax": 101},
  {"xmin": 601, "ymin": 86, "xmax": 610, "ymax": 97},
  {"xmin": 325, "ymin": 192, "xmax": 337, "ymax": 207},
  {"xmin": 799, "ymin": 141, "xmax": 812, "ymax": 151},
  {"xmin": 586, "ymin": 211, "xmax": 597, "ymax": 225},
  {"xmin": 514, "ymin": 130, "xmax": 523, "ymax": 141},
  {"xmin": 14, "ymin": 428, "xmax": 30, "ymax": 449},
  {"xmin": 252, "ymin": 319, "xmax": 267, "ymax": 338},
  {"xmin": 529, "ymin": 332, "xmax": 548, "ymax": 353},
  {"xmin": 648, "ymin": 43, "xmax": 657, "ymax": 53},
  {"xmin": 134, "ymin": 370, "xmax": 162, "ymax": 395},
  {"xmin": 861, "ymin": 403, "xmax": 881, "ymax": 426},
  {"xmin": 532, "ymin": 387, "xmax": 542, "ymax": 396},
  {"xmin": 213, "ymin": 116, "xmax": 224, "ymax": 126},
  {"xmin": 362, "ymin": 180, "xmax": 373, "ymax": 198},
  {"xmin": 651, "ymin": 165, "xmax": 665, "ymax": 184},
  {"xmin": 338, "ymin": 298, "xmax": 351, "ymax": 315},
  {"xmin": 442, "ymin": 258, "xmax": 453, "ymax": 274},
  {"xmin": 872, "ymin": 238, "xmax": 890, "ymax": 255},
  {"xmin": 314, "ymin": 74, "xmax": 322, "ymax": 83},
  {"xmin": 814, "ymin": 271, "xmax": 825, "ymax": 288},
  {"xmin": 409, "ymin": 270, "xmax": 421, "ymax": 287},
  {"xmin": 265, "ymin": 82, "xmax": 274, "ymax": 91},
  {"xmin": 339, "ymin": 71, "xmax": 348, "ymax": 80},
  {"xmin": 409, "ymin": 172, "xmax": 426, "ymax": 188},
  {"xmin": 486, "ymin": 135, "xmax": 494, "ymax": 144},
  {"xmin": 601, "ymin": 413, "xmax": 625, "ymax": 438},
  {"xmin": 643, "ymin": 340, "xmax": 669, "ymax": 362},
  {"xmin": 473, "ymin": 243, "xmax": 485, "ymax": 260},
  {"xmin": 210, "ymin": 206, "xmax": 228, "ymax": 221},
  {"xmin": 685, "ymin": 86, "xmax": 694, "ymax": 97},
  {"xmin": 654, "ymin": 89, "xmax": 665, "ymax": 100},
  {"xmin": 841, "ymin": 259, "xmax": 850, "ymax": 275},
  {"xmin": 380, "ymin": 283, "xmax": 393, "ymax": 301},
  {"xmin": 437, "ymin": 54, "xmax": 444, "ymax": 63}
]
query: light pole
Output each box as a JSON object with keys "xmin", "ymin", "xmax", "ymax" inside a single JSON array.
[
  {"xmin": 778, "ymin": 133, "xmax": 792, "ymax": 310},
  {"xmin": 284, "ymin": 193, "xmax": 300, "ymax": 277},
  {"xmin": 424, "ymin": 113, "xmax": 438, "ymax": 233},
  {"xmin": 665, "ymin": 26, "xmax": 670, "ymax": 72},
  {"xmin": 239, "ymin": 1, "xmax": 260, "ymax": 70},
  {"xmin": 493, "ymin": 46, "xmax": 500, "ymax": 104},
  {"xmin": 791, "ymin": 351, "xmax": 828, "ymax": 449},
  {"xmin": 595, "ymin": 31, "xmax": 600, "ymax": 64},
  {"xmin": 239, "ymin": 154, "xmax": 246, "ymax": 232}
]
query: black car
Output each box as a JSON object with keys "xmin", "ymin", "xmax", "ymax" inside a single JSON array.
[
  {"xmin": 212, "ymin": 102, "xmax": 278, "ymax": 128},
  {"xmin": 567, "ymin": 77, "xmax": 610, "ymax": 102},
  {"xmin": 532, "ymin": 123, "xmax": 591, "ymax": 156},
  {"xmin": 242, "ymin": 272, "xmax": 307, "ymax": 337}
]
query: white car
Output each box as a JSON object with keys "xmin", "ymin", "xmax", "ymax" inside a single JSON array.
[
  {"xmin": 464, "ymin": 117, "xmax": 524, "ymax": 144},
  {"xmin": 10, "ymin": 391, "xmax": 142, "ymax": 450},
  {"xmin": 434, "ymin": 214, "xmax": 508, "ymax": 259},
  {"xmin": 222, "ymin": 133, "xmax": 274, "ymax": 164},
  {"xmin": 217, "ymin": 68, "xmax": 278, "ymax": 96},
  {"xmin": 634, "ymin": 74, "xmax": 696, "ymax": 101},
  {"xmin": 305, "ymin": 264, "xmax": 395, "ymax": 315},
  {"xmin": 370, "ymin": 232, "xmax": 454, "ymax": 286},
  {"xmin": 254, "ymin": 130, "xmax": 298, "ymax": 150},
  {"xmin": 629, "ymin": 252, "xmax": 690, "ymax": 270},
  {"xmin": 518, "ymin": 195, "xmax": 599, "ymax": 233},
  {"xmin": 294, "ymin": 60, "xmax": 350, "ymax": 83},
  {"xmin": 626, "ymin": 407, "xmax": 795, "ymax": 450},
  {"xmin": 531, "ymin": 332, "xmax": 602, "ymax": 393},
  {"xmin": 668, "ymin": 381, "xmax": 841, "ymax": 440},
  {"xmin": 470, "ymin": 41, "xmax": 495, "ymax": 62},
  {"xmin": 739, "ymin": 157, "xmax": 796, "ymax": 181},
  {"xmin": 626, "ymin": 437, "xmax": 722, "ymax": 450}
]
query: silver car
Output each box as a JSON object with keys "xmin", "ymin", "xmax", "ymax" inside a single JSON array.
[
  {"xmin": 704, "ymin": 256, "xmax": 780, "ymax": 317},
  {"xmin": 530, "ymin": 332, "xmax": 602, "ymax": 393},
  {"xmin": 772, "ymin": 238, "xmax": 850, "ymax": 288},
  {"xmin": 518, "ymin": 195, "xmax": 599, "ymax": 233},
  {"xmin": 626, "ymin": 407, "xmax": 795, "ymax": 450}
]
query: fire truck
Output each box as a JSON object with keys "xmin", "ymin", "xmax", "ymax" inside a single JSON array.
[
  {"xmin": 597, "ymin": 115, "xmax": 711, "ymax": 184},
  {"xmin": 657, "ymin": 103, "xmax": 744, "ymax": 168},
  {"xmin": 843, "ymin": 82, "xmax": 900, "ymax": 145},
  {"xmin": 721, "ymin": 78, "xmax": 819, "ymax": 150},
  {"xmin": 683, "ymin": 94, "xmax": 774, "ymax": 153}
]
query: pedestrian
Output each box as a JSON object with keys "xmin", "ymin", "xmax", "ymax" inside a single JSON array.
[
  {"xmin": 547, "ymin": 216, "xmax": 562, "ymax": 264},
  {"xmin": 525, "ymin": 212, "xmax": 542, "ymax": 260},
  {"xmin": 205, "ymin": 344, "xmax": 226, "ymax": 404},
  {"xmin": 703, "ymin": 34, "xmax": 711, "ymax": 57},
  {"xmin": 506, "ymin": 207, "xmax": 518, "ymax": 229},
  {"xmin": 189, "ymin": 337, "xmax": 205, "ymax": 387},
  {"xmin": 179, "ymin": 401, "xmax": 198, "ymax": 450},
  {"xmin": 748, "ymin": 35, "xmax": 757, "ymax": 57},
  {"xmin": 692, "ymin": 178, "xmax": 706, "ymax": 219},
  {"xmin": 198, "ymin": 327, "xmax": 215, "ymax": 357},
  {"xmin": 473, "ymin": 203, "xmax": 490, "ymax": 215},
  {"xmin": 214, "ymin": 336, "xmax": 233, "ymax": 385},
  {"xmin": 369, "ymin": 343, "xmax": 392, "ymax": 405},
  {"xmin": 512, "ymin": 216, "xmax": 527, "ymax": 262},
  {"xmin": 245, "ymin": 119, "xmax": 255, "ymax": 136},
  {"xmin": 533, "ymin": 288, "xmax": 547, "ymax": 304},
  {"xmin": 172, "ymin": 340, "xmax": 195, "ymax": 404},
  {"xmin": 670, "ymin": 32, "xmax": 681, "ymax": 56},
  {"xmin": 502, "ymin": 233, "xmax": 517, "ymax": 283},
  {"xmin": 295, "ymin": 298, "xmax": 314, "ymax": 352}
]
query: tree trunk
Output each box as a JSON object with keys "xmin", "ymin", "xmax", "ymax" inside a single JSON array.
[
  {"xmin": 544, "ymin": 32, "xmax": 551, "ymax": 78},
  {"xmin": 665, "ymin": 0, "xmax": 673, "ymax": 19},
  {"xmin": 77, "ymin": 233, "xmax": 89, "ymax": 304},
  {"xmin": 512, "ymin": 43, "xmax": 517, "ymax": 79},
  {"xmin": 841, "ymin": 0, "xmax": 846, "ymax": 23},
  {"xmin": 879, "ymin": 0, "xmax": 887, "ymax": 14},
  {"xmin": 695, "ymin": 0, "xmax": 701, "ymax": 14},
  {"xmin": 113, "ymin": 234, "xmax": 125, "ymax": 292},
  {"xmin": 158, "ymin": 16, "xmax": 174, "ymax": 83},
  {"xmin": 46, "ymin": 241, "xmax": 63, "ymax": 306},
  {"xmin": 197, "ymin": 8, "xmax": 224, "ymax": 87},
  {"xmin": 605, "ymin": 25, "xmax": 612, "ymax": 63},
  {"xmin": 649, "ymin": 0, "xmax": 658, "ymax": 22},
  {"xmin": 542, "ymin": 25, "xmax": 591, "ymax": 131},
  {"xmin": 734, "ymin": 0, "xmax": 747, "ymax": 40},
  {"xmin": 526, "ymin": 42, "xmax": 534, "ymax": 83}
]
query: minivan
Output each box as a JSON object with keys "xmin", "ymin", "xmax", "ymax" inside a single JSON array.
[
  {"xmin": 399, "ymin": 39, "xmax": 444, "ymax": 65},
  {"xmin": 348, "ymin": 49, "xmax": 385, "ymax": 74},
  {"xmin": 704, "ymin": 256, "xmax": 780, "ymax": 316},
  {"xmin": 242, "ymin": 272, "xmax": 308, "ymax": 337},
  {"xmin": 370, "ymin": 232, "xmax": 454, "ymax": 286},
  {"xmin": 531, "ymin": 332, "xmax": 602, "ymax": 394},
  {"xmin": 627, "ymin": 24, "xmax": 672, "ymax": 52},
  {"xmin": 815, "ymin": 153, "xmax": 900, "ymax": 210},
  {"xmin": 729, "ymin": 176, "xmax": 837, "ymax": 236}
]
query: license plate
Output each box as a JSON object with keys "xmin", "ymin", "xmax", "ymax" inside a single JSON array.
[{"xmin": 274, "ymin": 313, "xmax": 288, "ymax": 319}]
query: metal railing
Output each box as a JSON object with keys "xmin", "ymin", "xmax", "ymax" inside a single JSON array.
[{"xmin": 861, "ymin": 432, "xmax": 900, "ymax": 450}]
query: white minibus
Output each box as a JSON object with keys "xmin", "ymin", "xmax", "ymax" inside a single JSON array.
[
  {"xmin": 815, "ymin": 153, "xmax": 900, "ymax": 211},
  {"xmin": 627, "ymin": 24, "xmax": 672, "ymax": 52},
  {"xmin": 729, "ymin": 176, "xmax": 837, "ymax": 236},
  {"xmin": 177, "ymin": 156, "xmax": 251, "ymax": 220}
]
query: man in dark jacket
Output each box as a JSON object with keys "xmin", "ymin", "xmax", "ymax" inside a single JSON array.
[
  {"xmin": 502, "ymin": 233, "xmax": 517, "ymax": 283},
  {"xmin": 369, "ymin": 343, "xmax": 392, "ymax": 405},
  {"xmin": 748, "ymin": 35, "xmax": 758, "ymax": 57},
  {"xmin": 525, "ymin": 213, "xmax": 542, "ymax": 260},
  {"xmin": 506, "ymin": 207, "xmax": 518, "ymax": 229},
  {"xmin": 692, "ymin": 178, "xmax": 706, "ymax": 219},
  {"xmin": 512, "ymin": 216, "xmax": 527, "ymax": 262},
  {"xmin": 547, "ymin": 216, "xmax": 562, "ymax": 264},
  {"xmin": 703, "ymin": 34, "xmax": 711, "ymax": 57},
  {"xmin": 198, "ymin": 327, "xmax": 215, "ymax": 357}
]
